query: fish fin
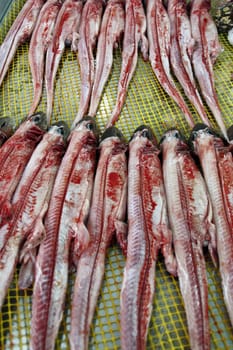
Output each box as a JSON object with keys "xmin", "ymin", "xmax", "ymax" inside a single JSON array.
[
  {"xmin": 70, "ymin": 221, "xmax": 90, "ymax": 266},
  {"xmin": 19, "ymin": 203, "xmax": 48, "ymax": 261},
  {"xmin": 115, "ymin": 219, "xmax": 128, "ymax": 256},
  {"xmin": 71, "ymin": 32, "xmax": 80, "ymax": 52},
  {"xmin": 18, "ymin": 248, "xmax": 37, "ymax": 289},
  {"xmin": 158, "ymin": 224, "xmax": 177, "ymax": 277}
]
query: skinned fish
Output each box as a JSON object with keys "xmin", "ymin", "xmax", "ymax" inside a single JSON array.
[
  {"xmin": 146, "ymin": 0, "xmax": 195, "ymax": 128},
  {"xmin": 106, "ymin": 0, "xmax": 148, "ymax": 127},
  {"xmin": 70, "ymin": 126, "xmax": 127, "ymax": 350},
  {"xmin": 45, "ymin": 0, "xmax": 83, "ymax": 123},
  {"xmin": 88, "ymin": 0, "xmax": 125, "ymax": 117},
  {"xmin": 0, "ymin": 121, "xmax": 68, "ymax": 309},
  {"xmin": 0, "ymin": 112, "xmax": 47, "ymax": 224},
  {"xmin": 190, "ymin": 0, "xmax": 227, "ymax": 140},
  {"xmin": 72, "ymin": 0, "xmax": 104, "ymax": 126},
  {"xmin": 120, "ymin": 125, "xmax": 176, "ymax": 350},
  {"xmin": 30, "ymin": 117, "xmax": 98, "ymax": 350},
  {"xmin": 190, "ymin": 124, "xmax": 233, "ymax": 327},
  {"xmin": 28, "ymin": 0, "xmax": 63, "ymax": 116},
  {"xmin": 0, "ymin": 0, "xmax": 45, "ymax": 87},
  {"xmin": 167, "ymin": 0, "xmax": 211, "ymax": 126},
  {"xmin": 160, "ymin": 128, "xmax": 216, "ymax": 350},
  {"xmin": 0, "ymin": 117, "xmax": 14, "ymax": 147}
]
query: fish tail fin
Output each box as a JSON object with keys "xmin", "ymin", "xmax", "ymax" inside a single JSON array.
[
  {"xmin": 69, "ymin": 221, "xmax": 90, "ymax": 266},
  {"xmin": 115, "ymin": 219, "xmax": 128, "ymax": 256},
  {"xmin": 18, "ymin": 248, "xmax": 36, "ymax": 289}
]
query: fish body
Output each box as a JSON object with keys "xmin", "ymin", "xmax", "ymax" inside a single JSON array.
[
  {"xmin": 28, "ymin": 0, "xmax": 63, "ymax": 116},
  {"xmin": 168, "ymin": 0, "xmax": 210, "ymax": 126},
  {"xmin": 0, "ymin": 0, "xmax": 45, "ymax": 87},
  {"xmin": 0, "ymin": 122, "xmax": 67, "ymax": 309},
  {"xmin": 190, "ymin": 0, "xmax": 227, "ymax": 139},
  {"xmin": 30, "ymin": 117, "xmax": 98, "ymax": 350},
  {"xmin": 45, "ymin": 0, "xmax": 83, "ymax": 123},
  {"xmin": 88, "ymin": 0, "xmax": 125, "ymax": 117},
  {"xmin": 72, "ymin": 0, "xmax": 104, "ymax": 126},
  {"xmin": 106, "ymin": 0, "xmax": 148, "ymax": 127},
  {"xmin": 70, "ymin": 126, "xmax": 127, "ymax": 350},
  {"xmin": 120, "ymin": 126, "xmax": 176, "ymax": 350},
  {"xmin": 0, "ymin": 117, "xmax": 14, "ymax": 147},
  {"xmin": 160, "ymin": 129, "xmax": 215, "ymax": 350},
  {"xmin": 191, "ymin": 124, "xmax": 233, "ymax": 326},
  {"xmin": 0, "ymin": 112, "xmax": 47, "ymax": 224},
  {"xmin": 146, "ymin": 0, "xmax": 194, "ymax": 128}
]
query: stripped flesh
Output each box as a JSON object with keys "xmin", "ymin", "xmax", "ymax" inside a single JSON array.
[
  {"xmin": 0, "ymin": 113, "xmax": 46, "ymax": 224},
  {"xmin": 121, "ymin": 128, "xmax": 176, "ymax": 350},
  {"xmin": 28, "ymin": 0, "xmax": 62, "ymax": 116},
  {"xmin": 45, "ymin": 0, "xmax": 83, "ymax": 123},
  {"xmin": 88, "ymin": 0, "xmax": 125, "ymax": 117},
  {"xmin": 106, "ymin": 0, "xmax": 148, "ymax": 127},
  {"xmin": 70, "ymin": 132, "xmax": 127, "ymax": 350},
  {"xmin": 0, "ymin": 0, "xmax": 45, "ymax": 87},
  {"xmin": 30, "ymin": 118, "xmax": 98, "ymax": 350},
  {"xmin": 160, "ymin": 130, "xmax": 215, "ymax": 350},
  {"xmin": 191, "ymin": 128, "xmax": 233, "ymax": 327},
  {"xmin": 72, "ymin": 0, "xmax": 104, "ymax": 126},
  {"xmin": 146, "ymin": 0, "xmax": 195, "ymax": 128},
  {"xmin": 0, "ymin": 125, "xmax": 66, "ymax": 308},
  {"xmin": 190, "ymin": 0, "xmax": 227, "ymax": 139},
  {"xmin": 167, "ymin": 0, "xmax": 210, "ymax": 126}
]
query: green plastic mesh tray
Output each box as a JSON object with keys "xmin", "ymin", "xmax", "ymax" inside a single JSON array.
[{"xmin": 0, "ymin": 0, "xmax": 233, "ymax": 349}]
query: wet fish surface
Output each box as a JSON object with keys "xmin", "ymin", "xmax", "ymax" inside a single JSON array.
[
  {"xmin": 120, "ymin": 126, "xmax": 176, "ymax": 350},
  {"xmin": 72, "ymin": 0, "xmax": 104, "ymax": 126},
  {"xmin": 0, "ymin": 112, "xmax": 47, "ymax": 224},
  {"xmin": 0, "ymin": 0, "xmax": 45, "ymax": 87},
  {"xmin": 106, "ymin": 0, "xmax": 148, "ymax": 127},
  {"xmin": 190, "ymin": 124, "xmax": 233, "ymax": 327},
  {"xmin": 0, "ymin": 121, "xmax": 67, "ymax": 309},
  {"xmin": 146, "ymin": 0, "xmax": 195, "ymax": 128},
  {"xmin": 0, "ymin": 117, "xmax": 14, "ymax": 147},
  {"xmin": 70, "ymin": 126, "xmax": 127, "ymax": 350},
  {"xmin": 88, "ymin": 0, "xmax": 125, "ymax": 117},
  {"xmin": 160, "ymin": 128, "xmax": 216, "ymax": 350},
  {"xmin": 45, "ymin": 0, "xmax": 83, "ymax": 123},
  {"xmin": 30, "ymin": 117, "xmax": 98, "ymax": 350},
  {"xmin": 28, "ymin": 0, "xmax": 63, "ymax": 116}
]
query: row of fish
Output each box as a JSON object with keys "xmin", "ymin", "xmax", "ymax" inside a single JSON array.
[
  {"xmin": 0, "ymin": 0, "xmax": 229, "ymax": 138},
  {"xmin": 0, "ymin": 111, "xmax": 233, "ymax": 349}
]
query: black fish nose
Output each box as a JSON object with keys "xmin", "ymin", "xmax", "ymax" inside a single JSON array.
[
  {"xmin": 51, "ymin": 121, "xmax": 70, "ymax": 140},
  {"xmin": 101, "ymin": 126, "xmax": 124, "ymax": 142},
  {"xmin": 30, "ymin": 112, "xmax": 47, "ymax": 131},
  {"xmin": 131, "ymin": 124, "xmax": 157, "ymax": 143}
]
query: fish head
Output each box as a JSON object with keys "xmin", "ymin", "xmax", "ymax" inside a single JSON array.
[
  {"xmin": 130, "ymin": 125, "xmax": 158, "ymax": 144},
  {"xmin": 101, "ymin": 126, "xmax": 124, "ymax": 142},
  {"xmin": 49, "ymin": 121, "xmax": 70, "ymax": 142},
  {"xmin": 189, "ymin": 123, "xmax": 225, "ymax": 152},
  {"xmin": 0, "ymin": 117, "xmax": 14, "ymax": 140},
  {"xmin": 159, "ymin": 128, "xmax": 188, "ymax": 155},
  {"xmin": 100, "ymin": 126, "xmax": 127, "ymax": 154},
  {"xmin": 71, "ymin": 116, "xmax": 99, "ymax": 142},
  {"xmin": 27, "ymin": 112, "xmax": 48, "ymax": 131}
]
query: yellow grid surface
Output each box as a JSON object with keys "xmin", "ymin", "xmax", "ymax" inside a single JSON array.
[{"xmin": 0, "ymin": 0, "xmax": 233, "ymax": 349}]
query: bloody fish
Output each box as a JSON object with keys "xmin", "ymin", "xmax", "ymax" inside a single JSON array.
[
  {"xmin": 45, "ymin": 0, "xmax": 83, "ymax": 123},
  {"xmin": 106, "ymin": 0, "xmax": 148, "ymax": 127},
  {"xmin": 30, "ymin": 117, "xmax": 98, "ymax": 350},
  {"xmin": 28, "ymin": 0, "xmax": 63, "ymax": 116},
  {"xmin": 0, "ymin": 121, "xmax": 68, "ymax": 309},
  {"xmin": 0, "ymin": 112, "xmax": 47, "ymax": 224},
  {"xmin": 120, "ymin": 125, "xmax": 176, "ymax": 350},
  {"xmin": 146, "ymin": 0, "xmax": 195, "ymax": 128},
  {"xmin": 70, "ymin": 126, "xmax": 127, "ymax": 350},
  {"xmin": 190, "ymin": 0, "xmax": 227, "ymax": 139},
  {"xmin": 190, "ymin": 124, "xmax": 233, "ymax": 327},
  {"xmin": 72, "ymin": 0, "xmax": 104, "ymax": 126},
  {"xmin": 160, "ymin": 128, "xmax": 216, "ymax": 350},
  {"xmin": 0, "ymin": 0, "xmax": 45, "ymax": 87},
  {"xmin": 88, "ymin": 0, "xmax": 125, "ymax": 117}
]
